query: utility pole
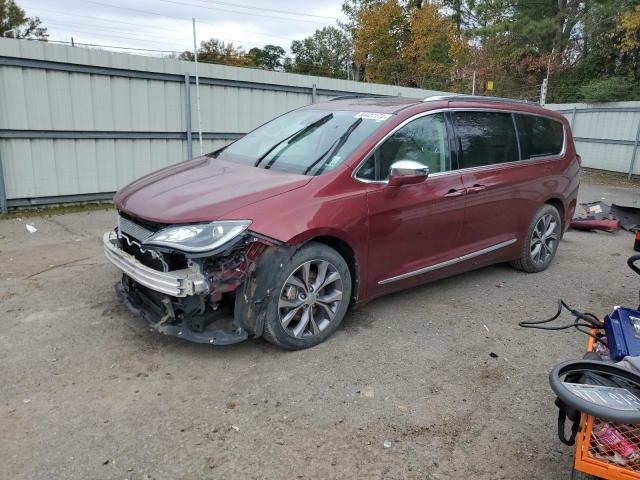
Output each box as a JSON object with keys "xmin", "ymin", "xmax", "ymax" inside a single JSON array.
[
  {"xmin": 540, "ymin": 78, "xmax": 548, "ymax": 106},
  {"xmin": 471, "ymin": 70, "xmax": 476, "ymax": 95},
  {"xmin": 541, "ymin": 51, "xmax": 552, "ymax": 106},
  {"xmin": 71, "ymin": 37, "xmax": 75, "ymax": 47},
  {"xmin": 192, "ymin": 18, "xmax": 203, "ymax": 156}
]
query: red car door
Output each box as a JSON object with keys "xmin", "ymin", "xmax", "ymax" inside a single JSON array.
[
  {"xmin": 450, "ymin": 110, "xmax": 523, "ymax": 255},
  {"xmin": 357, "ymin": 112, "xmax": 467, "ymax": 294}
]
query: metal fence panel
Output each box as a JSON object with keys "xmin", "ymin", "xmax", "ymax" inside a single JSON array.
[
  {"xmin": 0, "ymin": 37, "xmax": 447, "ymax": 210},
  {"xmin": 547, "ymin": 101, "xmax": 640, "ymax": 177}
]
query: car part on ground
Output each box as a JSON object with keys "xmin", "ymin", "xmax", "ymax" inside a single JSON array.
[
  {"xmin": 510, "ymin": 204, "xmax": 562, "ymax": 273},
  {"xmin": 570, "ymin": 201, "xmax": 640, "ymax": 233}
]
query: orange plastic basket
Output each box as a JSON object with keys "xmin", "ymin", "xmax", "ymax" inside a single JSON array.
[{"xmin": 573, "ymin": 335, "xmax": 640, "ymax": 479}]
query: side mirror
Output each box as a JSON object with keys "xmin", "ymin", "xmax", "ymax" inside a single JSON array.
[{"xmin": 387, "ymin": 160, "xmax": 429, "ymax": 187}]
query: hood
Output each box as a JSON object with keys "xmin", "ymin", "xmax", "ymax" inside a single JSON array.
[{"xmin": 114, "ymin": 157, "xmax": 312, "ymax": 224}]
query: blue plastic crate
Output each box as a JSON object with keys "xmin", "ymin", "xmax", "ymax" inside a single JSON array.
[{"xmin": 604, "ymin": 307, "xmax": 640, "ymax": 361}]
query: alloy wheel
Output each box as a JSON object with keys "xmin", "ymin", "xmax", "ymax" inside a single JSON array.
[
  {"xmin": 278, "ymin": 259, "xmax": 344, "ymax": 339},
  {"xmin": 530, "ymin": 213, "xmax": 558, "ymax": 265}
]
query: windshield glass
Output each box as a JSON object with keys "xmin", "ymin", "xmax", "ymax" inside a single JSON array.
[{"xmin": 215, "ymin": 109, "xmax": 391, "ymax": 176}]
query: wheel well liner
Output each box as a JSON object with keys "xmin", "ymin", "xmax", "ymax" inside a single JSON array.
[{"xmin": 545, "ymin": 198, "xmax": 565, "ymax": 229}]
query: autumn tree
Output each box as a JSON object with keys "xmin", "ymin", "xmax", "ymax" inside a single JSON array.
[
  {"xmin": 617, "ymin": 4, "xmax": 640, "ymax": 79},
  {"xmin": 352, "ymin": 0, "xmax": 466, "ymax": 88},
  {"xmin": 0, "ymin": 0, "xmax": 47, "ymax": 40},
  {"xmin": 285, "ymin": 26, "xmax": 352, "ymax": 78},
  {"xmin": 402, "ymin": 2, "xmax": 467, "ymax": 89},
  {"xmin": 352, "ymin": 0, "xmax": 408, "ymax": 84}
]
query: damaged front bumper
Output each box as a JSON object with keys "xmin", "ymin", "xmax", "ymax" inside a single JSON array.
[
  {"xmin": 103, "ymin": 230, "xmax": 257, "ymax": 345},
  {"xmin": 103, "ymin": 231, "xmax": 208, "ymax": 297},
  {"xmin": 115, "ymin": 279, "xmax": 248, "ymax": 345}
]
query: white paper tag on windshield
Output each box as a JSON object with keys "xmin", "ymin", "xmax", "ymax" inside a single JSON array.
[{"xmin": 355, "ymin": 112, "xmax": 392, "ymax": 121}]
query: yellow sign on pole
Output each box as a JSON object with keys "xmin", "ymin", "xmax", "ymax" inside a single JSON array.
[{"xmin": 487, "ymin": 81, "xmax": 494, "ymax": 91}]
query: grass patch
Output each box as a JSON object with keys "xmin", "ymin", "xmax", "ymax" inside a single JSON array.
[{"xmin": 0, "ymin": 202, "xmax": 115, "ymax": 220}]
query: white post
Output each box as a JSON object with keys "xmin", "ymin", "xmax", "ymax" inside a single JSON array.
[
  {"xmin": 471, "ymin": 70, "xmax": 476, "ymax": 95},
  {"xmin": 192, "ymin": 18, "xmax": 203, "ymax": 156},
  {"xmin": 540, "ymin": 78, "xmax": 548, "ymax": 106}
]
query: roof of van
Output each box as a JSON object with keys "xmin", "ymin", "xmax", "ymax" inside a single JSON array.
[{"xmin": 304, "ymin": 94, "xmax": 558, "ymax": 117}]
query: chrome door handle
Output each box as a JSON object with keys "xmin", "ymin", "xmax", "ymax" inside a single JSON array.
[
  {"xmin": 466, "ymin": 184, "xmax": 486, "ymax": 194},
  {"xmin": 444, "ymin": 189, "xmax": 466, "ymax": 197}
]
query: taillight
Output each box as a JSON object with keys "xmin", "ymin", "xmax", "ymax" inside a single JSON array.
[{"xmin": 576, "ymin": 154, "xmax": 582, "ymax": 166}]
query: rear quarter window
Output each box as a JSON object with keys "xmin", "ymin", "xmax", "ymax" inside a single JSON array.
[{"xmin": 515, "ymin": 114, "xmax": 564, "ymax": 159}]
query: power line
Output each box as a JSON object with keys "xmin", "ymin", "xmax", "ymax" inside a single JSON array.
[
  {"xmin": 158, "ymin": 0, "xmax": 337, "ymax": 25},
  {"xmin": 45, "ymin": 38, "xmax": 184, "ymax": 54},
  {"xmin": 42, "ymin": 18, "xmax": 265, "ymax": 49},
  {"xmin": 193, "ymin": 0, "xmax": 340, "ymax": 21},
  {"xmin": 78, "ymin": 0, "xmax": 300, "ymax": 42},
  {"xmin": 83, "ymin": 0, "xmax": 318, "ymax": 41},
  {"xmin": 21, "ymin": 3, "xmax": 190, "ymax": 34},
  {"xmin": 22, "ymin": 3, "xmax": 276, "ymax": 49}
]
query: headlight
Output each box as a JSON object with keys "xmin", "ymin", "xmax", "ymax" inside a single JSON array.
[{"xmin": 142, "ymin": 220, "xmax": 251, "ymax": 253}]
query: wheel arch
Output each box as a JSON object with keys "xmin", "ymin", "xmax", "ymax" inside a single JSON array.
[{"xmin": 544, "ymin": 197, "xmax": 566, "ymax": 230}]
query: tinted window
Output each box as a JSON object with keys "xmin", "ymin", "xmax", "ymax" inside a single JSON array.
[
  {"xmin": 452, "ymin": 111, "xmax": 519, "ymax": 168},
  {"xmin": 357, "ymin": 113, "xmax": 449, "ymax": 181},
  {"xmin": 515, "ymin": 114, "xmax": 564, "ymax": 159}
]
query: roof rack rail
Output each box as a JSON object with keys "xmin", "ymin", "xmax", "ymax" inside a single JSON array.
[
  {"xmin": 329, "ymin": 93, "xmax": 392, "ymax": 101},
  {"xmin": 423, "ymin": 94, "xmax": 538, "ymax": 105}
]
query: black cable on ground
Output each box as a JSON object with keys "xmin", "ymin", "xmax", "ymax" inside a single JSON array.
[{"xmin": 519, "ymin": 299, "xmax": 607, "ymax": 347}]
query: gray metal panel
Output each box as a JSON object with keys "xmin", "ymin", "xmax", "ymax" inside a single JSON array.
[{"xmin": 547, "ymin": 102, "xmax": 640, "ymax": 175}]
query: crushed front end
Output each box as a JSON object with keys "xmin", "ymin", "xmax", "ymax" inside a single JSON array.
[{"xmin": 103, "ymin": 213, "xmax": 275, "ymax": 345}]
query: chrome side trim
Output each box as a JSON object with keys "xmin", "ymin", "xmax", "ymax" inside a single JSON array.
[
  {"xmin": 103, "ymin": 232, "xmax": 208, "ymax": 297},
  {"xmin": 378, "ymin": 238, "xmax": 517, "ymax": 285}
]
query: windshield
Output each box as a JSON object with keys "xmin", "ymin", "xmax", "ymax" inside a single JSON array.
[{"xmin": 215, "ymin": 109, "xmax": 391, "ymax": 176}]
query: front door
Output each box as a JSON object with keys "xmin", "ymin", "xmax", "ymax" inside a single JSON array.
[{"xmin": 359, "ymin": 112, "xmax": 467, "ymax": 293}]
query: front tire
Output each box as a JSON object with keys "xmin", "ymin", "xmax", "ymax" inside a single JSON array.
[
  {"xmin": 510, "ymin": 204, "xmax": 561, "ymax": 273},
  {"xmin": 262, "ymin": 242, "xmax": 352, "ymax": 350}
]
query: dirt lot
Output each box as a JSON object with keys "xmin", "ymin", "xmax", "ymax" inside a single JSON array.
[{"xmin": 1, "ymin": 177, "xmax": 639, "ymax": 480}]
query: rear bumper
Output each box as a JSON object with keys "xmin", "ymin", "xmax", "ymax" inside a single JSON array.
[{"xmin": 103, "ymin": 231, "xmax": 208, "ymax": 297}]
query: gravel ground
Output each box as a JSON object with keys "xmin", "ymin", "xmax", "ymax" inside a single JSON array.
[{"xmin": 1, "ymin": 178, "xmax": 639, "ymax": 480}]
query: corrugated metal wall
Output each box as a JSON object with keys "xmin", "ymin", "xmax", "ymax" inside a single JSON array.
[
  {"xmin": 546, "ymin": 101, "xmax": 640, "ymax": 177},
  {"xmin": 0, "ymin": 38, "xmax": 446, "ymax": 210}
]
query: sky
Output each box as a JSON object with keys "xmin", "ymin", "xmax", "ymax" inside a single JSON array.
[{"xmin": 17, "ymin": 0, "xmax": 346, "ymax": 55}]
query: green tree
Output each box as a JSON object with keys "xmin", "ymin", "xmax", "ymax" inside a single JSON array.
[
  {"xmin": 285, "ymin": 26, "xmax": 352, "ymax": 78},
  {"xmin": 247, "ymin": 45, "xmax": 286, "ymax": 70},
  {"xmin": 180, "ymin": 39, "xmax": 251, "ymax": 67},
  {"xmin": 0, "ymin": 0, "xmax": 47, "ymax": 39}
]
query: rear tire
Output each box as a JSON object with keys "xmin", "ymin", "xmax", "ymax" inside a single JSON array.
[
  {"xmin": 262, "ymin": 242, "xmax": 352, "ymax": 350},
  {"xmin": 510, "ymin": 204, "xmax": 561, "ymax": 273}
]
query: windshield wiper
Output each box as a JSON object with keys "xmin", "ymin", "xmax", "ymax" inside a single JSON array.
[
  {"xmin": 304, "ymin": 117, "xmax": 363, "ymax": 176},
  {"xmin": 254, "ymin": 113, "xmax": 333, "ymax": 168}
]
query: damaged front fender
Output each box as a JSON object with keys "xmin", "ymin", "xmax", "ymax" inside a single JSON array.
[{"xmin": 233, "ymin": 244, "xmax": 299, "ymax": 337}]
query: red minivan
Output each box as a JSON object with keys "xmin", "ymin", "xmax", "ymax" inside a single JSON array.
[{"xmin": 104, "ymin": 95, "xmax": 580, "ymax": 349}]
